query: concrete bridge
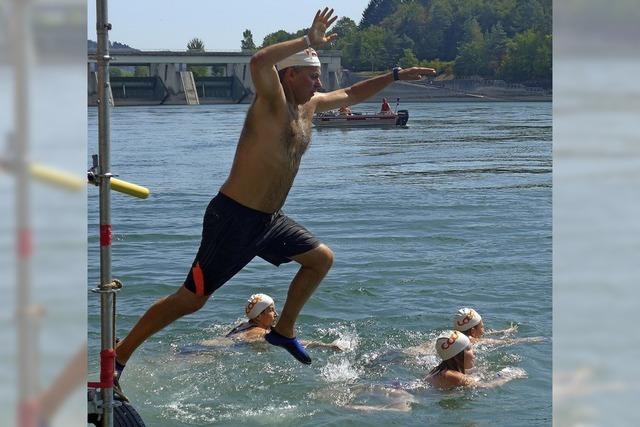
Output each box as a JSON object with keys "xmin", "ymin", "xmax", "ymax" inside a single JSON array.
[{"xmin": 87, "ymin": 50, "xmax": 343, "ymax": 106}]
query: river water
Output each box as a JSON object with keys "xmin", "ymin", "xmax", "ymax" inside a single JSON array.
[{"xmin": 88, "ymin": 101, "xmax": 551, "ymax": 426}]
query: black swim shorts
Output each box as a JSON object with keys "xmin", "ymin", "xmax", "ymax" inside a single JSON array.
[{"xmin": 183, "ymin": 192, "xmax": 320, "ymax": 296}]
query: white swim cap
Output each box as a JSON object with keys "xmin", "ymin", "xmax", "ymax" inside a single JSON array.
[
  {"xmin": 453, "ymin": 308, "xmax": 482, "ymax": 332},
  {"xmin": 245, "ymin": 293, "xmax": 274, "ymax": 319},
  {"xmin": 435, "ymin": 330, "xmax": 471, "ymax": 361},
  {"xmin": 276, "ymin": 48, "xmax": 321, "ymax": 70}
]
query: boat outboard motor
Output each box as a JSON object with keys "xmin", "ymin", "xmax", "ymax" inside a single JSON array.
[{"xmin": 395, "ymin": 110, "xmax": 409, "ymax": 126}]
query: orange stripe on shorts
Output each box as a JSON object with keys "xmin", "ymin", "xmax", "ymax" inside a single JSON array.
[{"xmin": 192, "ymin": 262, "xmax": 205, "ymax": 296}]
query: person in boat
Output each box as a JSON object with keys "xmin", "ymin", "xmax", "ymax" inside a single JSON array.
[
  {"xmin": 379, "ymin": 98, "xmax": 392, "ymax": 115},
  {"xmin": 223, "ymin": 293, "xmax": 344, "ymax": 350},
  {"xmin": 338, "ymin": 105, "xmax": 352, "ymax": 115},
  {"xmin": 113, "ymin": 7, "xmax": 435, "ymax": 387},
  {"xmin": 426, "ymin": 330, "xmax": 527, "ymax": 389}
]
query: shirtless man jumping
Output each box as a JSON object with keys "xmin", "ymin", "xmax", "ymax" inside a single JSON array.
[{"xmin": 114, "ymin": 7, "xmax": 435, "ymax": 380}]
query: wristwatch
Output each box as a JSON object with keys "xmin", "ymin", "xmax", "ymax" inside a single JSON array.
[{"xmin": 393, "ymin": 67, "xmax": 402, "ymax": 81}]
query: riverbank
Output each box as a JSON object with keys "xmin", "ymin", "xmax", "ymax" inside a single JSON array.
[
  {"xmin": 374, "ymin": 82, "xmax": 551, "ymax": 103},
  {"xmin": 346, "ymin": 72, "xmax": 552, "ymax": 103}
]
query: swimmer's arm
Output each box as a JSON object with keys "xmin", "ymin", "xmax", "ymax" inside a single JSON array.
[
  {"xmin": 312, "ymin": 67, "xmax": 437, "ymax": 113},
  {"xmin": 484, "ymin": 323, "xmax": 519, "ymax": 336},
  {"xmin": 441, "ymin": 367, "xmax": 527, "ymax": 389},
  {"xmin": 471, "ymin": 368, "xmax": 528, "ymax": 389},
  {"xmin": 467, "ymin": 376, "xmax": 514, "ymax": 389},
  {"xmin": 200, "ymin": 337, "xmax": 234, "ymax": 347},
  {"xmin": 404, "ymin": 344, "xmax": 430, "ymax": 356},
  {"xmin": 233, "ymin": 328, "xmax": 267, "ymax": 343},
  {"xmin": 300, "ymin": 339, "xmax": 344, "ymax": 351},
  {"xmin": 441, "ymin": 371, "xmax": 478, "ymax": 388},
  {"xmin": 503, "ymin": 336, "xmax": 545, "ymax": 345},
  {"xmin": 478, "ymin": 336, "xmax": 545, "ymax": 346}
]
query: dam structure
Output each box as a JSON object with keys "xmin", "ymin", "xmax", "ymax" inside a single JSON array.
[{"xmin": 88, "ymin": 49, "xmax": 343, "ymax": 106}]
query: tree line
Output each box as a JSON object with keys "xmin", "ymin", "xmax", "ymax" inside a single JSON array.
[{"xmin": 240, "ymin": 0, "xmax": 551, "ymax": 85}]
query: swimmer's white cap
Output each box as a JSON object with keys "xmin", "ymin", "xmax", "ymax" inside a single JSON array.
[
  {"xmin": 435, "ymin": 330, "xmax": 471, "ymax": 361},
  {"xmin": 276, "ymin": 48, "xmax": 321, "ymax": 70},
  {"xmin": 453, "ymin": 308, "xmax": 482, "ymax": 332},
  {"xmin": 245, "ymin": 293, "xmax": 274, "ymax": 319}
]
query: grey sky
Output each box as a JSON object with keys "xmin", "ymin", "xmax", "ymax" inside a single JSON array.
[{"xmin": 87, "ymin": 1, "xmax": 370, "ymax": 50}]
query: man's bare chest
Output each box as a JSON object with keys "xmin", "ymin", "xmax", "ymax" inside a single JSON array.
[{"xmin": 285, "ymin": 116, "xmax": 312, "ymax": 155}]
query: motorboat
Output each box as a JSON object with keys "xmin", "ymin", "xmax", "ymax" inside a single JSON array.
[{"xmin": 313, "ymin": 109, "xmax": 409, "ymax": 128}]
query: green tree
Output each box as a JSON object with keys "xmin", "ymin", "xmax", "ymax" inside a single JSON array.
[
  {"xmin": 360, "ymin": 0, "xmax": 401, "ymax": 29},
  {"xmin": 461, "ymin": 17, "xmax": 484, "ymax": 45},
  {"xmin": 110, "ymin": 67, "xmax": 134, "ymax": 77},
  {"xmin": 454, "ymin": 41, "xmax": 488, "ymax": 77},
  {"xmin": 422, "ymin": 0, "xmax": 454, "ymax": 59},
  {"xmin": 209, "ymin": 66, "xmax": 225, "ymax": 77},
  {"xmin": 492, "ymin": 0, "xmax": 518, "ymax": 27},
  {"xmin": 359, "ymin": 26, "xmax": 388, "ymax": 71},
  {"xmin": 109, "ymin": 67, "xmax": 124, "ymax": 77},
  {"xmin": 333, "ymin": 17, "xmax": 358, "ymax": 39},
  {"xmin": 420, "ymin": 58, "xmax": 455, "ymax": 75},
  {"xmin": 454, "ymin": 18, "xmax": 489, "ymax": 76},
  {"xmin": 399, "ymin": 48, "xmax": 419, "ymax": 68},
  {"xmin": 442, "ymin": 0, "xmax": 487, "ymax": 61},
  {"xmin": 261, "ymin": 30, "xmax": 295, "ymax": 47},
  {"xmin": 485, "ymin": 22, "xmax": 508, "ymax": 74},
  {"xmin": 380, "ymin": 1, "xmax": 426, "ymax": 49},
  {"xmin": 187, "ymin": 37, "xmax": 205, "ymax": 52},
  {"xmin": 385, "ymin": 32, "xmax": 412, "ymax": 68},
  {"xmin": 188, "ymin": 66, "xmax": 209, "ymax": 77},
  {"xmin": 186, "ymin": 37, "xmax": 207, "ymax": 76},
  {"xmin": 134, "ymin": 66, "xmax": 149, "ymax": 77},
  {"xmin": 292, "ymin": 28, "xmax": 310, "ymax": 39},
  {"xmin": 538, "ymin": 0, "xmax": 553, "ymax": 34},
  {"xmin": 339, "ymin": 30, "xmax": 364, "ymax": 70},
  {"xmin": 286, "ymin": 0, "xmax": 551, "ymax": 80},
  {"xmin": 330, "ymin": 17, "xmax": 358, "ymax": 50},
  {"xmin": 532, "ymin": 33, "xmax": 552, "ymax": 82},
  {"xmin": 241, "ymin": 29, "xmax": 256, "ymax": 50},
  {"xmin": 499, "ymin": 29, "xmax": 551, "ymax": 82},
  {"xmin": 510, "ymin": 0, "xmax": 546, "ymax": 34}
]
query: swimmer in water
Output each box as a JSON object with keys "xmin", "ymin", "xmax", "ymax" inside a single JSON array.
[
  {"xmin": 426, "ymin": 330, "xmax": 527, "ymax": 389},
  {"xmin": 453, "ymin": 307, "xmax": 543, "ymax": 346},
  {"xmin": 224, "ymin": 293, "xmax": 280, "ymax": 342},
  {"xmin": 345, "ymin": 329, "xmax": 527, "ymax": 411},
  {"xmin": 405, "ymin": 308, "xmax": 542, "ymax": 356},
  {"xmin": 201, "ymin": 294, "xmax": 344, "ymax": 350}
]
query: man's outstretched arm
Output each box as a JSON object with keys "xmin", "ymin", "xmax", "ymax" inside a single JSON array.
[
  {"xmin": 250, "ymin": 7, "xmax": 338, "ymax": 100},
  {"xmin": 313, "ymin": 67, "xmax": 437, "ymax": 113}
]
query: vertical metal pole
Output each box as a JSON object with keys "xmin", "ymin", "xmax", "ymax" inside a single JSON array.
[
  {"xmin": 96, "ymin": 0, "xmax": 114, "ymax": 425},
  {"xmin": 13, "ymin": 0, "xmax": 38, "ymax": 425}
]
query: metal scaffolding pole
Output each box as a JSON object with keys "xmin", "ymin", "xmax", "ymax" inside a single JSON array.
[
  {"xmin": 95, "ymin": 0, "xmax": 115, "ymax": 425},
  {"xmin": 12, "ymin": 0, "xmax": 40, "ymax": 425}
]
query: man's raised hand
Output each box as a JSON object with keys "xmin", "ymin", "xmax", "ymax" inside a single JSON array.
[
  {"xmin": 308, "ymin": 7, "xmax": 338, "ymax": 47},
  {"xmin": 399, "ymin": 67, "xmax": 437, "ymax": 81}
]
